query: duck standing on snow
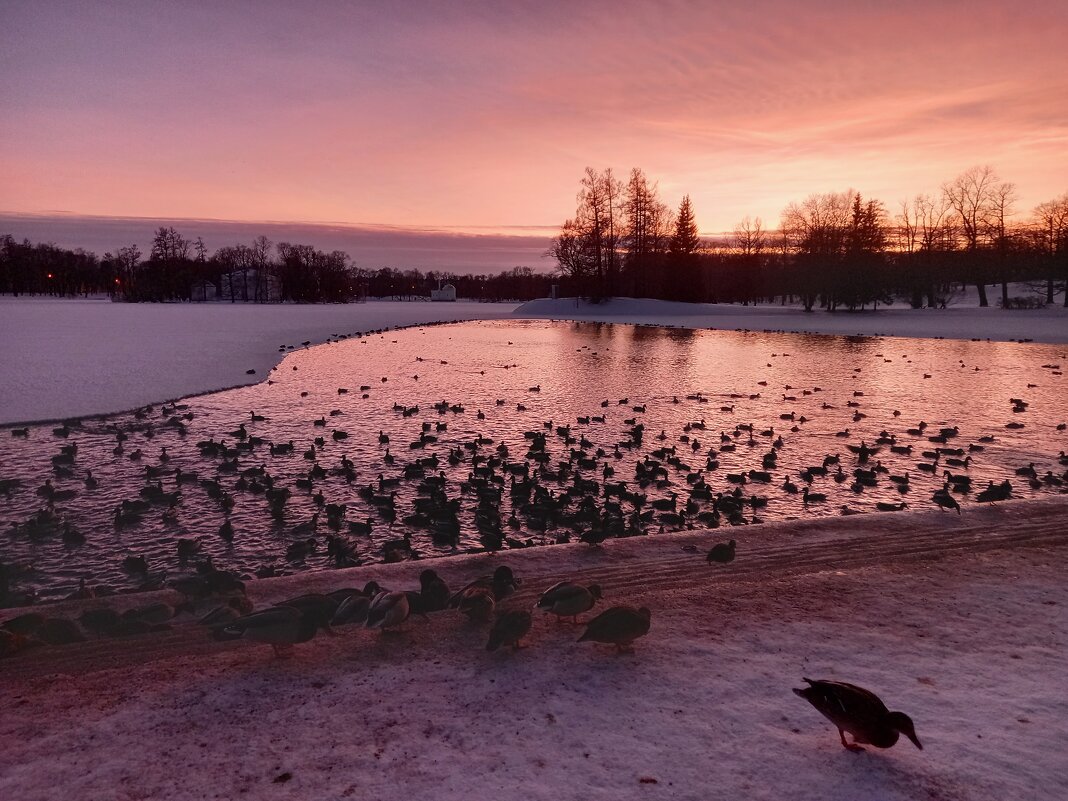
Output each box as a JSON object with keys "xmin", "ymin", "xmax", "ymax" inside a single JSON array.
[
  {"xmin": 211, "ymin": 606, "xmax": 326, "ymax": 658},
  {"xmin": 365, "ymin": 591, "xmax": 410, "ymax": 631},
  {"xmin": 486, "ymin": 609, "xmax": 533, "ymax": 651},
  {"xmin": 793, "ymin": 677, "xmax": 923, "ymax": 752},
  {"xmin": 418, "ymin": 569, "xmax": 450, "ymax": 612},
  {"xmin": 706, "ymin": 539, "xmax": 736, "ymax": 564},
  {"xmin": 449, "ymin": 565, "xmax": 520, "ymax": 607},
  {"xmin": 578, "ymin": 606, "xmax": 651, "ymax": 653},
  {"xmin": 535, "ymin": 581, "xmax": 602, "ymax": 623},
  {"xmin": 453, "ymin": 585, "xmax": 496, "ymax": 622}
]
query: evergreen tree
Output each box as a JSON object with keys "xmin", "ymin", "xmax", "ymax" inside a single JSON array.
[
  {"xmin": 670, "ymin": 196, "xmax": 701, "ymax": 256},
  {"xmin": 667, "ymin": 196, "xmax": 702, "ymax": 300}
]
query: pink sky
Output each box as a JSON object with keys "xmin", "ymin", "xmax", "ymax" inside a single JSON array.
[{"xmin": 2, "ymin": 0, "xmax": 1066, "ymax": 258}]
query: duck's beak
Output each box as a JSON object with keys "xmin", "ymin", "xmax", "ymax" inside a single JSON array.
[{"xmin": 906, "ymin": 731, "xmax": 923, "ymax": 750}]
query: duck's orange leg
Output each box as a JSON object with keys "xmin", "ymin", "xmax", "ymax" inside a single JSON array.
[{"xmin": 839, "ymin": 729, "xmax": 864, "ymax": 752}]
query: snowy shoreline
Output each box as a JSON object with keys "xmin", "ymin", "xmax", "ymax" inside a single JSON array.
[
  {"xmin": 514, "ymin": 295, "xmax": 1068, "ymax": 345},
  {"xmin": 2, "ymin": 293, "xmax": 1067, "ymax": 426},
  {"xmin": 2, "ymin": 498, "xmax": 1066, "ymax": 800}
]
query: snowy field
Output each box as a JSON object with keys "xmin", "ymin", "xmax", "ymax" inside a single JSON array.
[
  {"xmin": 2, "ymin": 498, "xmax": 1065, "ymax": 801},
  {"xmin": 1, "ymin": 290, "xmax": 1066, "ymax": 425},
  {"xmin": 0, "ymin": 298, "xmax": 519, "ymax": 424}
]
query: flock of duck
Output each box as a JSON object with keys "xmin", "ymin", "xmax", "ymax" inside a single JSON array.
[
  {"xmin": 0, "ymin": 544, "xmax": 920, "ymax": 753},
  {"xmin": 1, "ymin": 324, "xmax": 1066, "ymax": 607}
]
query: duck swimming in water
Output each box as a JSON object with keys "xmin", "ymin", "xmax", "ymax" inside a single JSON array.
[{"xmin": 793, "ymin": 677, "xmax": 922, "ymax": 752}]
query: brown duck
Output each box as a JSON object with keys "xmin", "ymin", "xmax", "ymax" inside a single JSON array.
[
  {"xmin": 212, "ymin": 606, "xmax": 326, "ymax": 658},
  {"xmin": 536, "ymin": 581, "xmax": 602, "ymax": 623},
  {"xmin": 577, "ymin": 605, "xmax": 651, "ymax": 653},
  {"xmin": 486, "ymin": 609, "xmax": 533, "ymax": 651},
  {"xmin": 793, "ymin": 677, "xmax": 922, "ymax": 752}
]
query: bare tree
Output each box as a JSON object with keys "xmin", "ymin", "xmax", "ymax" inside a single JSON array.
[
  {"xmin": 106, "ymin": 244, "xmax": 142, "ymax": 299},
  {"xmin": 782, "ymin": 190, "xmax": 883, "ymax": 311},
  {"xmin": 250, "ymin": 236, "xmax": 273, "ymax": 302},
  {"xmin": 942, "ymin": 166, "xmax": 1014, "ymax": 306},
  {"xmin": 897, "ymin": 194, "xmax": 958, "ymax": 307},
  {"xmin": 549, "ymin": 167, "xmax": 624, "ymax": 297},
  {"xmin": 732, "ymin": 216, "xmax": 768, "ymax": 256},
  {"xmin": 1032, "ymin": 192, "xmax": 1068, "ymax": 305},
  {"xmin": 623, "ymin": 168, "xmax": 672, "ymax": 257}
]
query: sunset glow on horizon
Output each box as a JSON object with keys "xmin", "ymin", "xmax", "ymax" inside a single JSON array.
[{"xmin": 2, "ymin": 0, "xmax": 1067, "ymax": 242}]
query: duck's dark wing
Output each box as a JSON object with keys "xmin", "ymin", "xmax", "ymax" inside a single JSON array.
[
  {"xmin": 579, "ymin": 605, "xmax": 643, "ymax": 642},
  {"xmin": 795, "ymin": 678, "xmax": 890, "ymax": 720},
  {"xmin": 223, "ymin": 606, "xmax": 300, "ymax": 633},
  {"xmin": 448, "ymin": 575, "xmax": 490, "ymax": 607},
  {"xmin": 366, "ymin": 592, "xmax": 400, "ymax": 627},
  {"xmin": 331, "ymin": 594, "xmax": 370, "ymax": 625},
  {"xmin": 536, "ymin": 581, "xmax": 576, "ymax": 608}
]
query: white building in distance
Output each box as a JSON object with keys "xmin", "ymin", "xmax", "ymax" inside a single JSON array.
[{"xmin": 430, "ymin": 282, "xmax": 457, "ymax": 302}]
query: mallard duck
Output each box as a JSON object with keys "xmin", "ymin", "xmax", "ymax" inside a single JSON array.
[
  {"xmin": 578, "ymin": 606, "xmax": 651, "ymax": 653},
  {"xmin": 331, "ymin": 593, "xmax": 371, "ymax": 626},
  {"xmin": 121, "ymin": 554, "xmax": 149, "ymax": 574},
  {"xmin": 793, "ymin": 678, "xmax": 922, "ymax": 752},
  {"xmin": 419, "ymin": 569, "xmax": 450, "ymax": 612},
  {"xmin": 535, "ymin": 581, "xmax": 602, "ymax": 623},
  {"xmin": 449, "ymin": 566, "xmax": 520, "ymax": 607},
  {"xmin": 197, "ymin": 597, "xmax": 254, "ymax": 626},
  {"xmin": 486, "ymin": 610, "xmax": 533, "ymax": 651},
  {"xmin": 365, "ymin": 591, "xmax": 410, "ymax": 631},
  {"xmin": 706, "ymin": 539, "xmax": 736, "ymax": 564},
  {"xmin": 454, "ymin": 585, "xmax": 496, "ymax": 622},
  {"xmin": 931, "ymin": 485, "xmax": 961, "ymax": 514},
  {"xmin": 274, "ymin": 593, "xmax": 340, "ymax": 625},
  {"xmin": 212, "ymin": 606, "xmax": 324, "ymax": 657}
]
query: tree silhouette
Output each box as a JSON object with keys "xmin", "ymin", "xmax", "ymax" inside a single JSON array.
[{"xmin": 667, "ymin": 196, "xmax": 701, "ymax": 300}]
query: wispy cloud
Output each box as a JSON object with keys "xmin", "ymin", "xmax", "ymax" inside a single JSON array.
[{"xmin": 1, "ymin": 0, "xmax": 1065, "ymax": 242}]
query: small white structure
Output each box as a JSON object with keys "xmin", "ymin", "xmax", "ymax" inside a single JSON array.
[{"xmin": 430, "ymin": 282, "xmax": 457, "ymax": 302}]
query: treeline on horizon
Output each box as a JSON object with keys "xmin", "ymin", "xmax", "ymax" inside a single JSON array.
[
  {"xmin": 0, "ymin": 230, "xmax": 552, "ymax": 303},
  {"xmin": 550, "ymin": 165, "xmax": 1068, "ymax": 309},
  {"xmin": 2, "ymin": 164, "xmax": 1066, "ymax": 309}
]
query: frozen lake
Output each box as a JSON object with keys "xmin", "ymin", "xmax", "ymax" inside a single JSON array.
[{"xmin": 2, "ymin": 319, "xmax": 1066, "ymax": 603}]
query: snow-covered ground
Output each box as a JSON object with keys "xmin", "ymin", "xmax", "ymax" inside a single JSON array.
[
  {"xmin": 2, "ymin": 289, "xmax": 1066, "ymax": 425},
  {"xmin": 0, "ymin": 298, "xmax": 519, "ymax": 424},
  {"xmin": 515, "ymin": 293, "xmax": 1068, "ymax": 344},
  {"xmin": 2, "ymin": 286, "xmax": 1063, "ymax": 799},
  {"xmin": 2, "ymin": 498, "xmax": 1065, "ymax": 801}
]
